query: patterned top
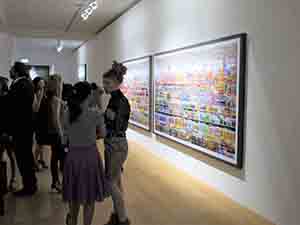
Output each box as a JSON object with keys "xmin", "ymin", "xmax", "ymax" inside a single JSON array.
[
  {"xmin": 64, "ymin": 101, "xmax": 106, "ymax": 146},
  {"xmin": 105, "ymin": 89, "xmax": 131, "ymax": 137}
]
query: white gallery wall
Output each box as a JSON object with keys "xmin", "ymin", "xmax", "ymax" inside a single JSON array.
[
  {"xmin": 76, "ymin": 36, "xmax": 105, "ymax": 84},
  {"xmin": 76, "ymin": 0, "xmax": 300, "ymax": 224},
  {"xmin": 0, "ymin": 33, "xmax": 16, "ymax": 78},
  {"xmin": 15, "ymin": 39, "xmax": 78, "ymax": 84}
]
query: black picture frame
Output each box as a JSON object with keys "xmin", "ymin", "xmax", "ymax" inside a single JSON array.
[
  {"xmin": 152, "ymin": 33, "xmax": 247, "ymax": 168},
  {"xmin": 121, "ymin": 56, "xmax": 152, "ymax": 132}
]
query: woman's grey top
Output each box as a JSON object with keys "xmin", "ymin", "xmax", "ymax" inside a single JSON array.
[{"xmin": 64, "ymin": 102, "xmax": 106, "ymax": 146}]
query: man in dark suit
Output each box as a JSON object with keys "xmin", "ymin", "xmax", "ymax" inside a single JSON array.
[{"xmin": 8, "ymin": 62, "xmax": 37, "ymax": 196}]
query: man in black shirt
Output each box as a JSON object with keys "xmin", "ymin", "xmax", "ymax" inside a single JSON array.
[{"xmin": 8, "ymin": 62, "xmax": 37, "ymax": 196}]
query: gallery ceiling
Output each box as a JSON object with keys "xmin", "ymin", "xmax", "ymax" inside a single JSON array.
[{"xmin": 0, "ymin": 0, "xmax": 141, "ymax": 49}]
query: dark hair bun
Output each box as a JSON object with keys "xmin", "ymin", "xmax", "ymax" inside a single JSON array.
[
  {"xmin": 103, "ymin": 61, "xmax": 128, "ymax": 84},
  {"xmin": 112, "ymin": 61, "xmax": 127, "ymax": 78},
  {"xmin": 91, "ymin": 82, "xmax": 98, "ymax": 90},
  {"xmin": 69, "ymin": 81, "xmax": 91, "ymax": 123}
]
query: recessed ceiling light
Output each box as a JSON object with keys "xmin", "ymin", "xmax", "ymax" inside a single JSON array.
[
  {"xmin": 57, "ymin": 40, "xmax": 63, "ymax": 53},
  {"xmin": 20, "ymin": 58, "xmax": 29, "ymax": 64}
]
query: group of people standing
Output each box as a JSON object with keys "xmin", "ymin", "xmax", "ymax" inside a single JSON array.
[{"xmin": 0, "ymin": 61, "xmax": 131, "ymax": 225}]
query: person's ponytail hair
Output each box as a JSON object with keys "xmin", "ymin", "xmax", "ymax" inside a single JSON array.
[
  {"xmin": 103, "ymin": 61, "xmax": 127, "ymax": 84},
  {"xmin": 68, "ymin": 82, "xmax": 91, "ymax": 124}
]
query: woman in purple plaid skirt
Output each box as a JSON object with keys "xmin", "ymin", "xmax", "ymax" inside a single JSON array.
[{"xmin": 63, "ymin": 82, "xmax": 107, "ymax": 225}]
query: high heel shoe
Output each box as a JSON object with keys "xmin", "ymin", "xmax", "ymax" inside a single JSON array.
[
  {"xmin": 50, "ymin": 183, "xmax": 62, "ymax": 193},
  {"xmin": 38, "ymin": 160, "xmax": 48, "ymax": 169},
  {"xmin": 105, "ymin": 213, "xmax": 119, "ymax": 225},
  {"xmin": 65, "ymin": 213, "xmax": 71, "ymax": 225},
  {"xmin": 34, "ymin": 164, "xmax": 40, "ymax": 172},
  {"xmin": 8, "ymin": 179, "xmax": 17, "ymax": 192},
  {"xmin": 0, "ymin": 197, "xmax": 5, "ymax": 216}
]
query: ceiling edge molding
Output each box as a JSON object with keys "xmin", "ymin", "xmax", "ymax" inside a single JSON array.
[
  {"xmin": 65, "ymin": 8, "xmax": 81, "ymax": 32},
  {"xmin": 95, "ymin": 0, "xmax": 143, "ymax": 34},
  {"xmin": 8, "ymin": 28, "xmax": 94, "ymax": 41}
]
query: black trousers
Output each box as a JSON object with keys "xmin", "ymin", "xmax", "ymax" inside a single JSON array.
[
  {"xmin": 50, "ymin": 143, "xmax": 61, "ymax": 185},
  {"xmin": 49, "ymin": 134, "xmax": 65, "ymax": 185},
  {"xmin": 14, "ymin": 132, "xmax": 37, "ymax": 190}
]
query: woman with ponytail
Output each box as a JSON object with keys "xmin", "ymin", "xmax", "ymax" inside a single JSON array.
[
  {"xmin": 63, "ymin": 81, "xmax": 107, "ymax": 225},
  {"xmin": 103, "ymin": 61, "xmax": 131, "ymax": 225}
]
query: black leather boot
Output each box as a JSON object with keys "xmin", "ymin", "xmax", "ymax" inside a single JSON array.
[
  {"xmin": 118, "ymin": 218, "xmax": 131, "ymax": 225},
  {"xmin": 105, "ymin": 213, "xmax": 119, "ymax": 225}
]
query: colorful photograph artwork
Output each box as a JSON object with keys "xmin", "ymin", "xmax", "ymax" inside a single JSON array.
[
  {"xmin": 121, "ymin": 58, "xmax": 151, "ymax": 130},
  {"xmin": 154, "ymin": 35, "xmax": 246, "ymax": 167}
]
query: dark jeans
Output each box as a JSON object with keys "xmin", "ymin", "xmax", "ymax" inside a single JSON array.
[
  {"xmin": 14, "ymin": 133, "xmax": 37, "ymax": 191},
  {"xmin": 50, "ymin": 134, "xmax": 64, "ymax": 185}
]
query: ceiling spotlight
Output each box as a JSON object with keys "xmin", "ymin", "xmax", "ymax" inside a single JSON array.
[
  {"xmin": 89, "ymin": 1, "xmax": 98, "ymax": 10},
  {"xmin": 57, "ymin": 45, "xmax": 63, "ymax": 53},
  {"xmin": 80, "ymin": 0, "xmax": 98, "ymax": 21},
  {"xmin": 57, "ymin": 40, "xmax": 63, "ymax": 53},
  {"xmin": 20, "ymin": 58, "xmax": 29, "ymax": 64}
]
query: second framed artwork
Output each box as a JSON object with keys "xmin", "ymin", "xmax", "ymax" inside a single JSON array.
[
  {"xmin": 121, "ymin": 57, "xmax": 151, "ymax": 131},
  {"xmin": 121, "ymin": 33, "xmax": 246, "ymax": 168}
]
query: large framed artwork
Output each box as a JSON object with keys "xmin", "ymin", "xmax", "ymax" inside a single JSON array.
[
  {"xmin": 153, "ymin": 34, "xmax": 247, "ymax": 168},
  {"xmin": 121, "ymin": 57, "xmax": 151, "ymax": 131}
]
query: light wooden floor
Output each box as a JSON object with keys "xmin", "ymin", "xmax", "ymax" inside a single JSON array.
[{"xmin": 0, "ymin": 139, "xmax": 275, "ymax": 225}]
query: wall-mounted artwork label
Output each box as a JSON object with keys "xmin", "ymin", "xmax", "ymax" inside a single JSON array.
[
  {"xmin": 121, "ymin": 58, "xmax": 151, "ymax": 130},
  {"xmin": 154, "ymin": 34, "xmax": 246, "ymax": 167}
]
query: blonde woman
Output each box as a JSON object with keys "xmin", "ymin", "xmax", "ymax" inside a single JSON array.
[{"xmin": 39, "ymin": 74, "xmax": 64, "ymax": 192}]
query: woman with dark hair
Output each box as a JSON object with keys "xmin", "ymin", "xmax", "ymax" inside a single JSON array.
[
  {"xmin": 103, "ymin": 61, "xmax": 131, "ymax": 225},
  {"xmin": 89, "ymin": 83, "xmax": 105, "ymax": 140},
  {"xmin": 63, "ymin": 81, "xmax": 106, "ymax": 225},
  {"xmin": 32, "ymin": 77, "xmax": 44, "ymax": 95},
  {"xmin": 32, "ymin": 76, "xmax": 48, "ymax": 170},
  {"xmin": 62, "ymin": 83, "xmax": 73, "ymax": 103},
  {"xmin": 89, "ymin": 82, "xmax": 100, "ymax": 108},
  {"xmin": 61, "ymin": 83, "xmax": 73, "ymax": 170}
]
